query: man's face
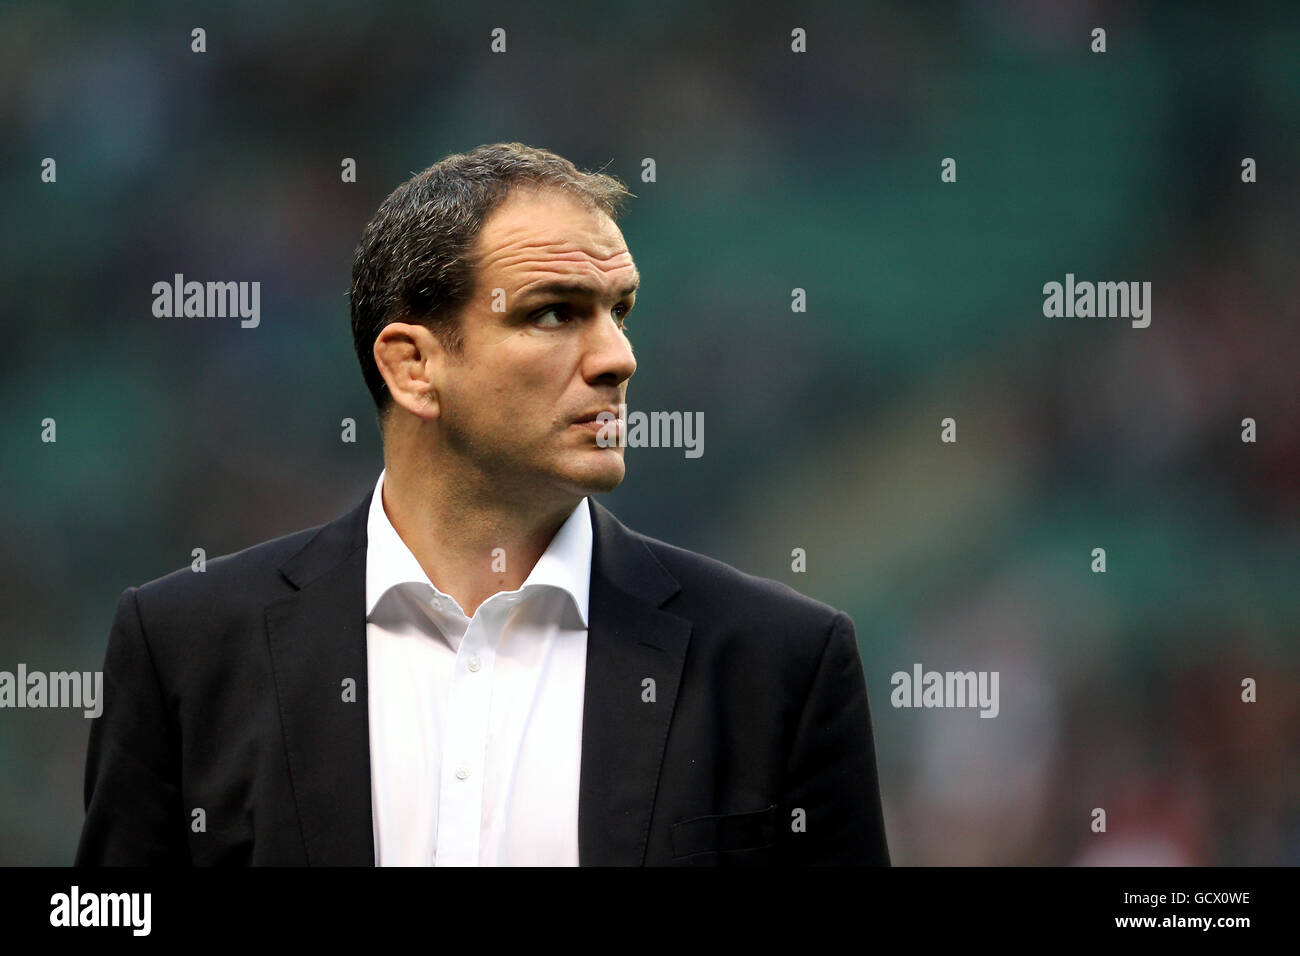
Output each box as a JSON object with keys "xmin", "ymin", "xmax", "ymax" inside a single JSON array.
[{"xmin": 435, "ymin": 185, "xmax": 639, "ymax": 502}]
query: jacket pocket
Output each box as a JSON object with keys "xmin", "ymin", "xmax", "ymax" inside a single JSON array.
[{"xmin": 671, "ymin": 804, "xmax": 778, "ymax": 858}]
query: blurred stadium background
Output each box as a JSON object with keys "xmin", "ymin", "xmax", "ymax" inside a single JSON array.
[{"xmin": 1, "ymin": 0, "xmax": 1296, "ymax": 864}]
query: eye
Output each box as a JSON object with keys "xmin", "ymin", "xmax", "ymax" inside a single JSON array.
[
  {"xmin": 614, "ymin": 304, "xmax": 632, "ymax": 329},
  {"xmin": 533, "ymin": 305, "xmax": 571, "ymax": 328}
]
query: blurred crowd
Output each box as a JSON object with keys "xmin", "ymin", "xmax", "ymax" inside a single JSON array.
[{"xmin": 0, "ymin": 0, "xmax": 1295, "ymax": 864}]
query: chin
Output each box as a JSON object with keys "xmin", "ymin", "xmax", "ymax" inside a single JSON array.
[{"xmin": 559, "ymin": 453, "xmax": 626, "ymax": 495}]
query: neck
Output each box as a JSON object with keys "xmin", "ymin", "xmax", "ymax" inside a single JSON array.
[{"xmin": 380, "ymin": 441, "xmax": 580, "ymax": 619}]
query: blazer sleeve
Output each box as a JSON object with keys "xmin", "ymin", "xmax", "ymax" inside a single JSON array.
[
  {"xmin": 779, "ymin": 610, "xmax": 891, "ymax": 865},
  {"xmin": 75, "ymin": 586, "xmax": 190, "ymax": 865}
]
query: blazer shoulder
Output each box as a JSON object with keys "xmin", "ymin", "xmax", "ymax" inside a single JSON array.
[
  {"xmin": 129, "ymin": 517, "xmax": 334, "ymax": 619},
  {"xmin": 630, "ymin": 526, "xmax": 845, "ymax": 632}
]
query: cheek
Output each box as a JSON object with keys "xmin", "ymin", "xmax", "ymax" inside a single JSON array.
[
  {"xmin": 451, "ymin": 338, "xmax": 579, "ymax": 429},
  {"xmin": 500, "ymin": 340, "xmax": 577, "ymax": 395}
]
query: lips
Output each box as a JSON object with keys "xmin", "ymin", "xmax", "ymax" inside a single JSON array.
[{"xmin": 573, "ymin": 407, "xmax": 622, "ymax": 424}]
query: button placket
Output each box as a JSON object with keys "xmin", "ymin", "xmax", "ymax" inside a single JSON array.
[{"xmin": 435, "ymin": 612, "xmax": 496, "ymax": 865}]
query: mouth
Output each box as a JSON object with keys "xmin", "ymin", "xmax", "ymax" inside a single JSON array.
[
  {"xmin": 571, "ymin": 406, "xmax": 625, "ymax": 438},
  {"xmin": 572, "ymin": 407, "xmax": 622, "ymax": 425}
]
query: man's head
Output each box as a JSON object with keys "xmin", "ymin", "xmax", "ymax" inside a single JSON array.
[{"xmin": 349, "ymin": 144, "xmax": 639, "ymax": 505}]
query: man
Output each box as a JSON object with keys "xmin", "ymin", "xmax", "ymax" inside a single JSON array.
[{"xmin": 76, "ymin": 143, "xmax": 890, "ymax": 866}]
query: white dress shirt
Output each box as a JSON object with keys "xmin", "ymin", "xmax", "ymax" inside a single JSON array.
[{"xmin": 364, "ymin": 469, "xmax": 590, "ymax": 866}]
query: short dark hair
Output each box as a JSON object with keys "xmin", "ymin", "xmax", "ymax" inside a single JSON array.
[{"xmin": 348, "ymin": 142, "xmax": 634, "ymax": 423}]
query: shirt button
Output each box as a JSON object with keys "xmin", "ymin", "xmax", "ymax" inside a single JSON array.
[
  {"xmin": 455, "ymin": 765, "xmax": 470, "ymax": 780},
  {"xmin": 468, "ymin": 656, "xmax": 481, "ymax": 672}
]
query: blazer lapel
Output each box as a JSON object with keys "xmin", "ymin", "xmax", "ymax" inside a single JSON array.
[
  {"xmin": 579, "ymin": 499, "xmax": 692, "ymax": 866},
  {"xmin": 265, "ymin": 490, "xmax": 375, "ymax": 866}
]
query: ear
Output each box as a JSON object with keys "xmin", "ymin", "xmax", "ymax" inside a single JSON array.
[{"xmin": 373, "ymin": 322, "xmax": 446, "ymax": 421}]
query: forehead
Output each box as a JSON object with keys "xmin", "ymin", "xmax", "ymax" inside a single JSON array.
[{"xmin": 472, "ymin": 186, "xmax": 637, "ymax": 292}]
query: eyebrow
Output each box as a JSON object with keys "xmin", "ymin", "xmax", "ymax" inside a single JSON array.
[{"xmin": 514, "ymin": 277, "xmax": 640, "ymax": 306}]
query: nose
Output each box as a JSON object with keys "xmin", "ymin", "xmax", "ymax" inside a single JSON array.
[{"xmin": 582, "ymin": 309, "xmax": 637, "ymax": 387}]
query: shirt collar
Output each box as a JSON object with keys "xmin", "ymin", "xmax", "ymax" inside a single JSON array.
[{"xmin": 364, "ymin": 469, "xmax": 592, "ymax": 627}]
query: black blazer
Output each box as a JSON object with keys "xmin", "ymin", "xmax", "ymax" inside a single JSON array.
[{"xmin": 76, "ymin": 491, "xmax": 890, "ymax": 866}]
